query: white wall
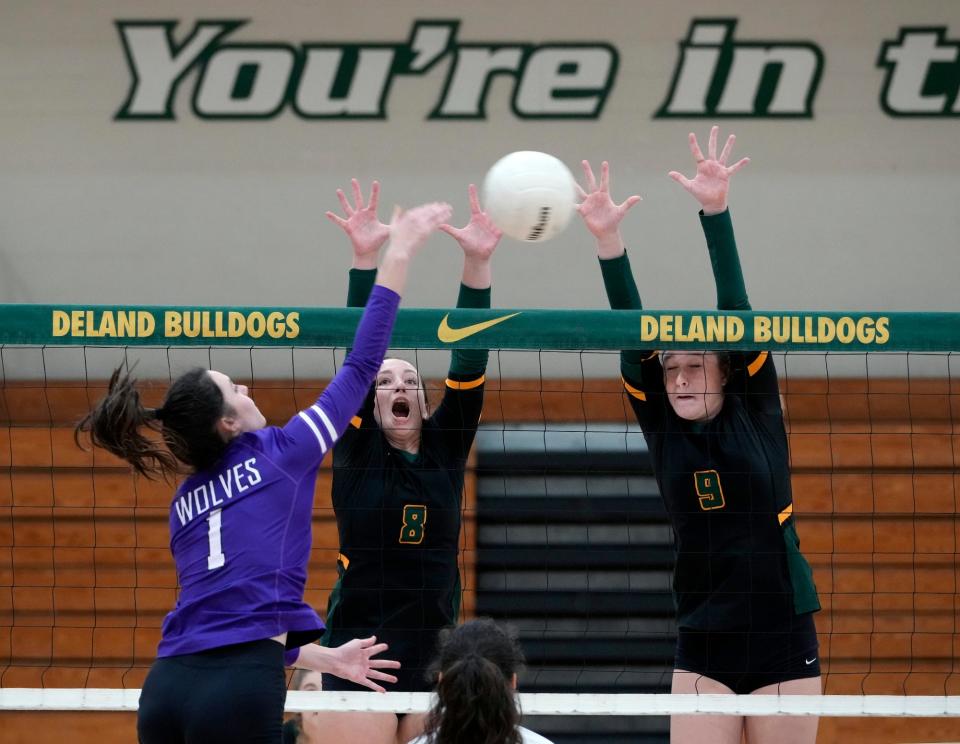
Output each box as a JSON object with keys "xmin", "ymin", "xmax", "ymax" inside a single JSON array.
[{"xmin": 1, "ymin": 0, "xmax": 958, "ymax": 317}]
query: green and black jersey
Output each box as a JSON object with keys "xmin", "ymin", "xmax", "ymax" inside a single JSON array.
[
  {"xmin": 321, "ymin": 268, "xmax": 487, "ymax": 689},
  {"xmin": 601, "ymin": 210, "xmax": 819, "ymax": 631}
]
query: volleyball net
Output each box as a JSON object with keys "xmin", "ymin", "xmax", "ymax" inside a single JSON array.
[{"xmin": 1, "ymin": 305, "xmax": 958, "ymax": 738}]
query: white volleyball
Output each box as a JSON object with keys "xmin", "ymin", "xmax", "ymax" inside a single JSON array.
[{"xmin": 481, "ymin": 151, "xmax": 576, "ymax": 242}]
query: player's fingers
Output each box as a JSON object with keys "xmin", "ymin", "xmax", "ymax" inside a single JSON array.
[
  {"xmin": 326, "ymin": 211, "xmax": 348, "ymax": 229},
  {"xmin": 429, "ymin": 203, "xmax": 454, "ymax": 226},
  {"xmin": 618, "ymin": 195, "xmax": 642, "ymax": 213},
  {"xmin": 707, "ymin": 125, "xmax": 719, "ymax": 161},
  {"xmin": 668, "ymin": 171, "xmax": 693, "ymax": 191},
  {"xmin": 574, "ymin": 182, "xmax": 589, "ymax": 202},
  {"xmin": 369, "ymin": 659, "xmax": 402, "ymax": 669},
  {"xmin": 351, "ymin": 178, "xmax": 364, "ymax": 209},
  {"xmin": 359, "ymin": 678, "xmax": 388, "ymax": 693},
  {"xmin": 368, "ymin": 180, "xmax": 380, "ymax": 211},
  {"xmin": 437, "ymin": 223, "xmax": 461, "ymax": 238},
  {"xmin": 364, "ymin": 641, "xmax": 391, "ymax": 657},
  {"xmin": 689, "ymin": 133, "xmax": 705, "ymax": 163},
  {"xmin": 336, "ymin": 189, "xmax": 353, "ymax": 216},
  {"xmin": 581, "ymin": 160, "xmax": 597, "ymax": 192},
  {"xmin": 727, "ymin": 157, "xmax": 750, "ymax": 174},
  {"xmin": 600, "ymin": 161, "xmax": 610, "ymax": 192},
  {"xmin": 468, "ymin": 183, "xmax": 481, "ymax": 213},
  {"xmin": 718, "ymin": 134, "xmax": 735, "ymax": 165},
  {"xmin": 366, "ymin": 670, "xmax": 399, "ymax": 683},
  {"xmin": 417, "ymin": 206, "xmax": 453, "ymax": 232}
]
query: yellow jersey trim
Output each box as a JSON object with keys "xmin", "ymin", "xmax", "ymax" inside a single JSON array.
[
  {"xmin": 622, "ymin": 378, "xmax": 647, "ymax": 402},
  {"xmin": 778, "ymin": 503, "xmax": 794, "ymax": 526},
  {"xmin": 747, "ymin": 351, "xmax": 769, "ymax": 377},
  {"xmin": 446, "ymin": 375, "xmax": 485, "ymax": 390}
]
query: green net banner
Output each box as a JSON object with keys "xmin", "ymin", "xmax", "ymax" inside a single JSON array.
[{"xmin": 0, "ymin": 305, "xmax": 958, "ymax": 351}]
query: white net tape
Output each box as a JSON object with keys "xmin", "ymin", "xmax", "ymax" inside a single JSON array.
[{"xmin": 1, "ymin": 690, "xmax": 959, "ymax": 717}]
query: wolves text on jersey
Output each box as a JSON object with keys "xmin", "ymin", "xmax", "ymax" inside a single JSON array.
[{"xmin": 174, "ymin": 458, "xmax": 263, "ymax": 527}]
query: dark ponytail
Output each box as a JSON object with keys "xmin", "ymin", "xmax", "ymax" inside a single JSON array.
[
  {"xmin": 423, "ymin": 619, "xmax": 525, "ymax": 744},
  {"xmin": 76, "ymin": 366, "xmax": 227, "ymax": 479}
]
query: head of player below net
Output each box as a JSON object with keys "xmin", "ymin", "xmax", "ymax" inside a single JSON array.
[{"xmin": 658, "ymin": 350, "xmax": 736, "ymax": 422}]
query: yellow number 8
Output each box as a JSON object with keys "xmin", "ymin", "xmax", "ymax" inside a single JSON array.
[{"xmin": 399, "ymin": 504, "xmax": 428, "ymax": 544}]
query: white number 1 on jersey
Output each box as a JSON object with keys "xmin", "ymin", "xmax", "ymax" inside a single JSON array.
[{"xmin": 207, "ymin": 508, "xmax": 226, "ymax": 570}]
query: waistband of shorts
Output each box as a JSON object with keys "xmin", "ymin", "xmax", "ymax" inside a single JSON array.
[{"xmin": 177, "ymin": 638, "xmax": 285, "ymax": 665}]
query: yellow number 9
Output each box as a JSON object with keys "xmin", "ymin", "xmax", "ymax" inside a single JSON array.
[{"xmin": 694, "ymin": 470, "xmax": 726, "ymax": 511}]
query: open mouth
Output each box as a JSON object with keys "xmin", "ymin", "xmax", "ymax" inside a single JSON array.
[{"xmin": 392, "ymin": 400, "xmax": 411, "ymax": 419}]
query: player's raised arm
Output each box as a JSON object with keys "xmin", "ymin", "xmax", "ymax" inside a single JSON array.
[
  {"xmin": 439, "ymin": 183, "xmax": 500, "ymax": 291},
  {"xmin": 281, "ymin": 200, "xmax": 452, "ymax": 470},
  {"xmin": 575, "ymin": 159, "xmax": 660, "ymax": 411},
  {"xmin": 576, "ymin": 159, "xmax": 642, "ymax": 261},
  {"xmin": 668, "ymin": 126, "xmax": 780, "ymax": 411},
  {"xmin": 668, "ymin": 125, "xmax": 751, "ymax": 312},
  {"xmin": 327, "ymin": 178, "xmax": 388, "ymax": 307},
  {"xmin": 431, "ymin": 184, "xmax": 501, "ymax": 455}
]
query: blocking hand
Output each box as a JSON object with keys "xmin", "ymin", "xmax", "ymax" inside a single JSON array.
[{"xmin": 668, "ymin": 126, "xmax": 749, "ymax": 214}]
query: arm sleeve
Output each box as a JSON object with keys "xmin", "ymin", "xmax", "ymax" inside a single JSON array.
[
  {"xmin": 597, "ymin": 251, "xmax": 666, "ymax": 433},
  {"xmin": 430, "ymin": 378, "xmax": 485, "ymax": 461},
  {"xmin": 429, "ymin": 284, "xmax": 490, "ymax": 459},
  {"xmin": 278, "ymin": 284, "xmax": 400, "ymax": 473},
  {"xmin": 347, "ymin": 267, "xmax": 377, "ymax": 308},
  {"xmin": 284, "ymin": 647, "xmax": 301, "ymax": 666},
  {"xmin": 449, "ymin": 283, "xmax": 490, "ymax": 376},
  {"xmin": 701, "ymin": 209, "xmax": 780, "ymax": 413},
  {"xmin": 599, "ymin": 251, "xmax": 649, "ymax": 377}
]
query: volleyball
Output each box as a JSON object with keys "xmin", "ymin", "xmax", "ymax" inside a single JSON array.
[{"xmin": 481, "ymin": 151, "xmax": 576, "ymax": 242}]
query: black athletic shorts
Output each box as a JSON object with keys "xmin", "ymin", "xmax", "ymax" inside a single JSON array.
[
  {"xmin": 674, "ymin": 612, "xmax": 820, "ymax": 695},
  {"xmin": 138, "ymin": 639, "xmax": 286, "ymax": 744}
]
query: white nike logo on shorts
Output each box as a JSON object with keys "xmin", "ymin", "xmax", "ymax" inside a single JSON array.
[{"xmin": 805, "ymin": 657, "xmax": 817, "ymax": 665}]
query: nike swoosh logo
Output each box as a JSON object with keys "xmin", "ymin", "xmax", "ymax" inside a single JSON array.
[
  {"xmin": 805, "ymin": 657, "xmax": 817, "ymax": 665},
  {"xmin": 437, "ymin": 312, "xmax": 521, "ymax": 343}
]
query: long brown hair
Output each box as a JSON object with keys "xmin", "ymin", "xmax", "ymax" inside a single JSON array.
[
  {"xmin": 75, "ymin": 366, "xmax": 228, "ymax": 479},
  {"xmin": 423, "ymin": 619, "xmax": 525, "ymax": 744}
]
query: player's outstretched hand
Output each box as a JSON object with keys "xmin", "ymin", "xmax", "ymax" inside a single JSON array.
[
  {"xmin": 330, "ymin": 636, "xmax": 401, "ymax": 693},
  {"xmin": 386, "ymin": 201, "xmax": 454, "ymax": 260},
  {"xmin": 327, "ymin": 179, "xmax": 390, "ymax": 266},
  {"xmin": 439, "ymin": 184, "xmax": 502, "ymax": 262},
  {"xmin": 575, "ymin": 160, "xmax": 641, "ymax": 240},
  {"xmin": 668, "ymin": 125, "xmax": 749, "ymax": 215}
]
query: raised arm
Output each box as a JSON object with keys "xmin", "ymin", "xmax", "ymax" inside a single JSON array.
[
  {"xmin": 669, "ymin": 126, "xmax": 777, "ymax": 411},
  {"xmin": 430, "ymin": 185, "xmax": 501, "ymax": 456},
  {"xmin": 327, "ymin": 178, "xmax": 389, "ymax": 308},
  {"xmin": 280, "ymin": 199, "xmax": 452, "ymax": 471},
  {"xmin": 438, "ymin": 183, "xmax": 500, "ymax": 376},
  {"xmin": 574, "ymin": 160, "xmax": 668, "ymax": 428},
  {"xmin": 668, "ymin": 125, "xmax": 751, "ymax": 311},
  {"xmin": 575, "ymin": 159, "xmax": 651, "ymax": 365}
]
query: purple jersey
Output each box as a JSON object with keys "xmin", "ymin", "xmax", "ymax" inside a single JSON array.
[{"xmin": 157, "ymin": 285, "xmax": 399, "ymax": 658}]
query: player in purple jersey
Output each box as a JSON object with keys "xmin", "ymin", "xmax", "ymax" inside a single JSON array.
[{"xmin": 76, "ymin": 201, "xmax": 452, "ymax": 744}]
